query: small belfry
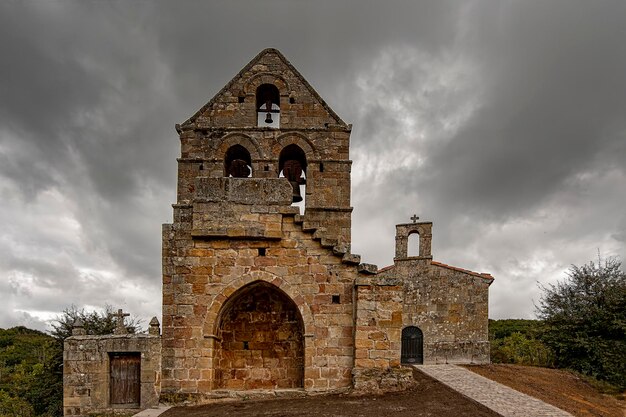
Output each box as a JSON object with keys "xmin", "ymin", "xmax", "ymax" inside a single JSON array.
[{"xmin": 63, "ymin": 48, "xmax": 494, "ymax": 415}]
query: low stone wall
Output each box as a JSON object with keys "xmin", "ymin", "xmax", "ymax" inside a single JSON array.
[
  {"xmin": 63, "ymin": 334, "xmax": 161, "ymax": 416},
  {"xmin": 351, "ymin": 367, "xmax": 417, "ymax": 394}
]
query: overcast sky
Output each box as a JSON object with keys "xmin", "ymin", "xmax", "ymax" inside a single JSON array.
[{"xmin": 1, "ymin": 1, "xmax": 625, "ymax": 331}]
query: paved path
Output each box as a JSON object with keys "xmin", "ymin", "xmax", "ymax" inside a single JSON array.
[{"xmin": 415, "ymin": 365, "xmax": 573, "ymax": 417}]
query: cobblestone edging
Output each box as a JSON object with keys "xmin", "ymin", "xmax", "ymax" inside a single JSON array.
[{"xmin": 415, "ymin": 365, "xmax": 573, "ymax": 417}]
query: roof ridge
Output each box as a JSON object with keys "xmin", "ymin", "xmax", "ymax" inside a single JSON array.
[{"xmin": 431, "ymin": 261, "xmax": 494, "ymax": 280}]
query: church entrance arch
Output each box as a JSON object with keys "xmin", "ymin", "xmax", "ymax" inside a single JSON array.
[
  {"xmin": 214, "ymin": 281, "xmax": 304, "ymax": 390},
  {"xmin": 401, "ymin": 326, "xmax": 424, "ymax": 364}
]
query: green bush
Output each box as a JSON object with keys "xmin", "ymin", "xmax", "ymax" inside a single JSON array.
[{"xmin": 536, "ymin": 257, "xmax": 626, "ymax": 389}]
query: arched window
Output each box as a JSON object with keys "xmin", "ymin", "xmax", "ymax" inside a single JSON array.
[
  {"xmin": 224, "ymin": 144, "xmax": 252, "ymax": 178},
  {"xmin": 408, "ymin": 231, "xmax": 420, "ymax": 257},
  {"xmin": 279, "ymin": 144, "xmax": 307, "ymax": 206},
  {"xmin": 401, "ymin": 326, "xmax": 424, "ymax": 364},
  {"xmin": 256, "ymin": 84, "xmax": 280, "ymax": 128}
]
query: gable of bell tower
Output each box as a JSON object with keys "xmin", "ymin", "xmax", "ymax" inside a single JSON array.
[{"xmin": 174, "ymin": 48, "xmax": 353, "ymax": 245}]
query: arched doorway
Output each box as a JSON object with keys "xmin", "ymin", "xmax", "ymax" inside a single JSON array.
[
  {"xmin": 214, "ymin": 281, "xmax": 304, "ymax": 389},
  {"xmin": 401, "ymin": 326, "xmax": 424, "ymax": 364}
]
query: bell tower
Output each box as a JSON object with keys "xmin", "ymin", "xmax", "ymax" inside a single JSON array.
[
  {"xmin": 173, "ymin": 48, "xmax": 353, "ymax": 245},
  {"xmin": 162, "ymin": 48, "xmax": 358, "ymax": 394}
]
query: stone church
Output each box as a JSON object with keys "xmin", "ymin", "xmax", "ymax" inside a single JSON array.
[{"xmin": 63, "ymin": 48, "xmax": 493, "ymax": 415}]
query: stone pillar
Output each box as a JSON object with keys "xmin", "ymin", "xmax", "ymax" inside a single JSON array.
[
  {"xmin": 149, "ymin": 317, "xmax": 161, "ymax": 336},
  {"xmin": 71, "ymin": 318, "xmax": 86, "ymax": 336}
]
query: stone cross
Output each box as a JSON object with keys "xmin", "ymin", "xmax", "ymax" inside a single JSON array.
[
  {"xmin": 411, "ymin": 214, "xmax": 419, "ymax": 223},
  {"xmin": 113, "ymin": 308, "xmax": 130, "ymax": 335}
]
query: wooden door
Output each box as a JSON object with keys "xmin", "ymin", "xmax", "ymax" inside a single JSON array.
[{"xmin": 110, "ymin": 353, "xmax": 140, "ymax": 406}]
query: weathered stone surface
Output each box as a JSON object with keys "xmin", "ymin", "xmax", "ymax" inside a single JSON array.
[
  {"xmin": 63, "ymin": 334, "xmax": 161, "ymax": 416},
  {"xmin": 64, "ymin": 48, "xmax": 494, "ymax": 415},
  {"xmin": 161, "ymin": 48, "xmax": 492, "ymax": 397}
]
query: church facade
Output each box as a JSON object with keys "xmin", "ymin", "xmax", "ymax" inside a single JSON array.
[{"xmin": 63, "ymin": 48, "xmax": 493, "ymax": 415}]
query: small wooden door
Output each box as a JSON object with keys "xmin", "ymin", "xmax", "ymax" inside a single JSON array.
[
  {"xmin": 401, "ymin": 326, "xmax": 424, "ymax": 364},
  {"xmin": 110, "ymin": 353, "xmax": 140, "ymax": 406}
]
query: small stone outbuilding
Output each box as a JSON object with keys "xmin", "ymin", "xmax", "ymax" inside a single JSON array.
[{"xmin": 63, "ymin": 48, "xmax": 493, "ymax": 415}]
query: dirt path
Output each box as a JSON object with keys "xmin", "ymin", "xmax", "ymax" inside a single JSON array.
[
  {"xmin": 464, "ymin": 364, "xmax": 625, "ymax": 417},
  {"xmin": 160, "ymin": 365, "xmax": 625, "ymax": 417},
  {"xmin": 160, "ymin": 374, "xmax": 499, "ymax": 417}
]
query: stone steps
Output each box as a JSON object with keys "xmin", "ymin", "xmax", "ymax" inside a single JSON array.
[{"xmin": 293, "ymin": 214, "xmax": 375, "ymax": 271}]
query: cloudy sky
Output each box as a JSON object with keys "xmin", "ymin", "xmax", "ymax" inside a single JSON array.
[{"xmin": 1, "ymin": 1, "xmax": 625, "ymax": 331}]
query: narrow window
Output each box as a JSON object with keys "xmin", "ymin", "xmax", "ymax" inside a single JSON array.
[
  {"xmin": 331, "ymin": 295, "xmax": 340, "ymax": 304},
  {"xmin": 258, "ymin": 248, "xmax": 266, "ymax": 256},
  {"xmin": 256, "ymin": 84, "xmax": 280, "ymax": 128},
  {"xmin": 408, "ymin": 231, "xmax": 420, "ymax": 257}
]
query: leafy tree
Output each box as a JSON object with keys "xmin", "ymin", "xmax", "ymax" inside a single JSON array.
[
  {"xmin": 0, "ymin": 389, "xmax": 34, "ymax": 417},
  {"xmin": 0, "ymin": 328, "xmax": 59, "ymax": 417},
  {"xmin": 0, "ymin": 306, "xmax": 143, "ymax": 417},
  {"xmin": 49, "ymin": 304, "xmax": 142, "ymax": 340},
  {"xmin": 536, "ymin": 257, "xmax": 626, "ymax": 388}
]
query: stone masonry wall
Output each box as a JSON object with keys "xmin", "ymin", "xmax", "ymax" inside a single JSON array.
[
  {"xmin": 162, "ymin": 206, "xmax": 361, "ymax": 397},
  {"xmin": 63, "ymin": 334, "xmax": 160, "ymax": 416},
  {"xmin": 372, "ymin": 259, "xmax": 492, "ymax": 365}
]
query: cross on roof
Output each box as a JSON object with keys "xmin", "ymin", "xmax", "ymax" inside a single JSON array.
[
  {"xmin": 112, "ymin": 308, "xmax": 130, "ymax": 335},
  {"xmin": 410, "ymin": 214, "xmax": 419, "ymax": 223}
]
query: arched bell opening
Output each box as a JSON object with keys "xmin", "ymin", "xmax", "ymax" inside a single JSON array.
[
  {"xmin": 401, "ymin": 326, "xmax": 424, "ymax": 365},
  {"xmin": 408, "ymin": 231, "xmax": 420, "ymax": 257},
  {"xmin": 214, "ymin": 281, "xmax": 304, "ymax": 390},
  {"xmin": 278, "ymin": 144, "xmax": 307, "ymax": 211},
  {"xmin": 256, "ymin": 84, "xmax": 280, "ymax": 128},
  {"xmin": 224, "ymin": 144, "xmax": 252, "ymax": 178}
]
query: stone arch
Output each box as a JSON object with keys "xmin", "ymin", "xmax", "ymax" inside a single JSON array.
[
  {"xmin": 243, "ymin": 72, "xmax": 290, "ymax": 96},
  {"xmin": 407, "ymin": 230, "xmax": 420, "ymax": 258},
  {"xmin": 212, "ymin": 280, "xmax": 305, "ymax": 389},
  {"xmin": 215, "ymin": 133, "xmax": 264, "ymax": 161},
  {"xmin": 204, "ymin": 271, "xmax": 314, "ymax": 338},
  {"xmin": 224, "ymin": 144, "xmax": 252, "ymax": 177},
  {"xmin": 274, "ymin": 132, "xmax": 319, "ymax": 161}
]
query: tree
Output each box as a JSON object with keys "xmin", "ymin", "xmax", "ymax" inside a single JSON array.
[
  {"xmin": 536, "ymin": 257, "xmax": 626, "ymax": 388},
  {"xmin": 0, "ymin": 328, "xmax": 60, "ymax": 417},
  {"xmin": 49, "ymin": 305, "xmax": 142, "ymax": 341}
]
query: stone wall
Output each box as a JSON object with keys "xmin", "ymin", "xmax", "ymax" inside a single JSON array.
[
  {"xmin": 353, "ymin": 222, "xmax": 493, "ymax": 369},
  {"xmin": 63, "ymin": 334, "xmax": 161, "ymax": 416},
  {"xmin": 162, "ymin": 206, "xmax": 364, "ymax": 397},
  {"xmin": 392, "ymin": 259, "xmax": 492, "ymax": 364}
]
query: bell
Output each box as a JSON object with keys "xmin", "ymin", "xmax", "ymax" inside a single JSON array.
[
  {"xmin": 265, "ymin": 112, "xmax": 273, "ymax": 124},
  {"xmin": 290, "ymin": 181, "xmax": 303, "ymax": 203}
]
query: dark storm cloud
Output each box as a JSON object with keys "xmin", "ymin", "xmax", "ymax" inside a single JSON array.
[
  {"xmin": 1, "ymin": 0, "xmax": 625, "ymax": 328},
  {"xmin": 418, "ymin": 0, "xmax": 626, "ymax": 221}
]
